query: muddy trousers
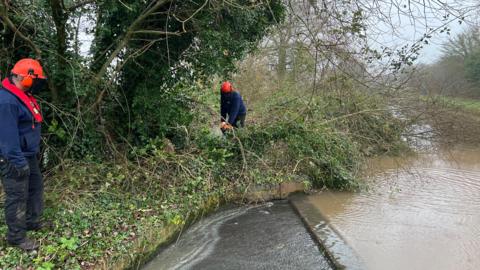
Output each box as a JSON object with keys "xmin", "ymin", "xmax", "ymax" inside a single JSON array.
[{"xmin": 1, "ymin": 156, "xmax": 43, "ymax": 244}]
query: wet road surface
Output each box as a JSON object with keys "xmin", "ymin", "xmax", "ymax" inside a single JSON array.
[{"xmin": 143, "ymin": 201, "xmax": 332, "ymax": 270}]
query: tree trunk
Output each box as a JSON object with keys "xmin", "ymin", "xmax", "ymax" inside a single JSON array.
[
  {"xmin": 49, "ymin": 0, "xmax": 68, "ymax": 102},
  {"xmin": 277, "ymin": 33, "xmax": 287, "ymax": 81}
]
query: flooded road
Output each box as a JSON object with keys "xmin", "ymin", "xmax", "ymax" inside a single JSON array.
[
  {"xmin": 307, "ymin": 146, "xmax": 480, "ymax": 270},
  {"xmin": 143, "ymin": 201, "xmax": 332, "ymax": 270}
]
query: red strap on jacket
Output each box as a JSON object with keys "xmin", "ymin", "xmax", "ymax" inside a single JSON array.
[{"xmin": 1, "ymin": 78, "xmax": 43, "ymax": 123}]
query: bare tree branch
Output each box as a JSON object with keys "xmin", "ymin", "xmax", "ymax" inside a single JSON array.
[
  {"xmin": 133, "ymin": 30, "xmax": 182, "ymax": 36},
  {"xmin": 66, "ymin": 0, "xmax": 96, "ymax": 13},
  {"xmin": 0, "ymin": 2, "xmax": 42, "ymax": 57}
]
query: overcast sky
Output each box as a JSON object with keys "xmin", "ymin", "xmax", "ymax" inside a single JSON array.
[
  {"xmin": 376, "ymin": 17, "xmax": 469, "ymax": 64},
  {"xmin": 417, "ymin": 22, "xmax": 467, "ymax": 63},
  {"xmin": 364, "ymin": 0, "xmax": 478, "ymax": 64}
]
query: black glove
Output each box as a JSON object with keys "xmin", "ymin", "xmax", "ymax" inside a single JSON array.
[{"xmin": 0, "ymin": 158, "xmax": 30, "ymax": 178}]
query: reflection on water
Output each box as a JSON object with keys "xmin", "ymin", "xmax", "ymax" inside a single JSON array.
[{"xmin": 308, "ymin": 146, "xmax": 480, "ymax": 270}]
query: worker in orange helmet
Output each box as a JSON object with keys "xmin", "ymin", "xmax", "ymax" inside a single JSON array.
[
  {"xmin": 0, "ymin": 58, "xmax": 48, "ymax": 251},
  {"xmin": 220, "ymin": 81, "xmax": 247, "ymax": 132}
]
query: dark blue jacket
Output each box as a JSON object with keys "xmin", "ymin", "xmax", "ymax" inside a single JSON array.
[
  {"xmin": 221, "ymin": 91, "xmax": 246, "ymax": 125},
  {"xmin": 0, "ymin": 88, "xmax": 41, "ymax": 168}
]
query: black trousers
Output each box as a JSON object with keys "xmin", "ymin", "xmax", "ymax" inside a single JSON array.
[{"xmin": 1, "ymin": 156, "xmax": 43, "ymax": 244}]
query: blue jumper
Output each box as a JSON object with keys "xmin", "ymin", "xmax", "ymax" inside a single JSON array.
[
  {"xmin": 221, "ymin": 91, "xmax": 246, "ymax": 125},
  {"xmin": 0, "ymin": 88, "xmax": 41, "ymax": 168}
]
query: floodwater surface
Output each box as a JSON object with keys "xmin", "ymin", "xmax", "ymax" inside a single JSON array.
[{"xmin": 307, "ymin": 146, "xmax": 480, "ymax": 270}]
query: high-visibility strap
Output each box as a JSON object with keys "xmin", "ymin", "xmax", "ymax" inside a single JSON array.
[{"xmin": 1, "ymin": 78, "xmax": 43, "ymax": 123}]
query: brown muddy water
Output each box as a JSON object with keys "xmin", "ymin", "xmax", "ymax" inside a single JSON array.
[{"xmin": 308, "ymin": 146, "xmax": 480, "ymax": 270}]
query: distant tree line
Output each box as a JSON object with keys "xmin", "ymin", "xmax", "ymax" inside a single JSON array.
[{"xmin": 409, "ymin": 26, "xmax": 480, "ymax": 97}]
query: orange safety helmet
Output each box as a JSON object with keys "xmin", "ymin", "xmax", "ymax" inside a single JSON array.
[
  {"xmin": 11, "ymin": 58, "xmax": 46, "ymax": 88},
  {"xmin": 221, "ymin": 81, "xmax": 233, "ymax": 93}
]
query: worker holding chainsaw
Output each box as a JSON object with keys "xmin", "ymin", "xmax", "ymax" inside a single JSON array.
[{"xmin": 220, "ymin": 81, "xmax": 246, "ymax": 132}]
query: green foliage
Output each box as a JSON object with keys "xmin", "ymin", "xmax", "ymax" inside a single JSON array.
[
  {"xmin": 238, "ymin": 122, "xmax": 360, "ymax": 189},
  {"xmin": 0, "ymin": 0, "xmax": 285, "ymax": 163},
  {"xmin": 37, "ymin": 261, "xmax": 55, "ymax": 270},
  {"xmin": 89, "ymin": 0, "xmax": 284, "ymax": 153},
  {"xmin": 60, "ymin": 237, "xmax": 79, "ymax": 251},
  {"xmin": 439, "ymin": 96, "xmax": 480, "ymax": 113},
  {"xmin": 130, "ymin": 83, "xmax": 194, "ymax": 144},
  {"xmin": 0, "ymin": 155, "xmax": 229, "ymax": 269},
  {"xmin": 465, "ymin": 49, "xmax": 480, "ymax": 85}
]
